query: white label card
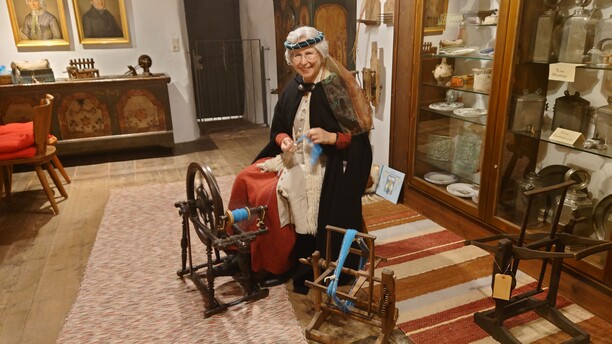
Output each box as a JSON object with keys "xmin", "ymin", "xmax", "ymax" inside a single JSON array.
[
  {"xmin": 548, "ymin": 63, "xmax": 584, "ymax": 82},
  {"xmin": 548, "ymin": 128, "xmax": 585, "ymax": 146},
  {"xmin": 492, "ymin": 273, "xmax": 513, "ymax": 300}
]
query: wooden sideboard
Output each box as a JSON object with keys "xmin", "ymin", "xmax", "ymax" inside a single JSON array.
[{"xmin": 0, "ymin": 73, "xmax": 174, "ymax": 155}]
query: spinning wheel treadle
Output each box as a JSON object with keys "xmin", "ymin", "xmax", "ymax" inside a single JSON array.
[{"xmin": 175, "ymin": 162, "xmax": 269, "ymax": 318}]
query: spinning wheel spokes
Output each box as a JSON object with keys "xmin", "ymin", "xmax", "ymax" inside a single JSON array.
[
  {"xmin": 186, "ymin": 162, "xmax": 224, "ymax": 234},
  {"xmin": 176, "ymin": 162, "xmax": 271, "ymax": 317}
]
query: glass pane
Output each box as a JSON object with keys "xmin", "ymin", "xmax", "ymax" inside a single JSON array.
[
  {"xmin": 495, "ymin": 1, "xmax": 611, "ymax": 271},
  {"xmin": 416, "ymin": 0, "xmax": 500, "ymax": 205}
]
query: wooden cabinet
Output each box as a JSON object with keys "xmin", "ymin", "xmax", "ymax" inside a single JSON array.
[
  {"xmin": 0, "ymin": 74, "xmax": 174, "ymax": 155},
  {"xmin": 391, "ymin": 0, "xmax": 611, "ymax": 321}
]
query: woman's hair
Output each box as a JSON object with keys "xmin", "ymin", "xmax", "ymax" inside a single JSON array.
[
  {"xmin": 284, "ymin": 26, "xmax": 329, "ymax": 65},
  {"xmin": 25, "ymin": 0, "xmax": 46, "ymax": 9}
]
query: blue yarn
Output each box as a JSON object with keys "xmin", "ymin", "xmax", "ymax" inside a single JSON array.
[
  {"xmin": 294, "ymin": 134, "xmax": 322, "ymax": 167},
  {"xmin": 326, "ymin": 229, "xmax": 358, "ymax": 313},
  {"xmin": 310, "ymin": 142, "xmax": 322, "ymax": 166},
  {"xmin": 230, "ymin": 208, "xmax": 249, "ymax": 223}
]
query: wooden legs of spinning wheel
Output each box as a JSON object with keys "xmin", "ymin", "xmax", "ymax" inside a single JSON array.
[{"xmin": 378, "ymin": 269, "xmax": 398, "ymax": 344}]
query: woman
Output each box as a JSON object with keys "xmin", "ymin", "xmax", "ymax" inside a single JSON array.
[
  {"xmin": 20, "ymin": 0, "xmax": 62, "ymax": 40},
  {"xmin": 228, "ymin": 26, "xmax": 373, "ymax": 293}
]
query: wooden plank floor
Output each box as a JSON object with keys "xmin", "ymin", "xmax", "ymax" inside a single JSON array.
[{"xmin": 0, "ymin": 122, "xmax": 409, "ymax": 344}]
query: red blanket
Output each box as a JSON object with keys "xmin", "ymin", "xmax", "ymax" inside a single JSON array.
[{"xmin": 228, "ymin": 158, "xmax": 296, "ymax": 274}]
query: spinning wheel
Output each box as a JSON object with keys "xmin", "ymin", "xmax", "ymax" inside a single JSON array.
[
  {"xmin": 176, "ymin": 162, "xmax": 270, "ymax": 317},
  {"xmin": 185, "ymin": 162, "xmax": 224, "ymax": 264}
]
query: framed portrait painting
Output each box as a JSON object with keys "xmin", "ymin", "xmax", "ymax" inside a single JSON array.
[
  {"xmin": 72, "ymin": 0, "xmax": 130, "ymax": 44},
  {"xmin": 424, "ymin": 0, "xmax": 449, "ymax": 36},
  {"xmin": 6, "ymin": 0, "xmax": 70, "ymax": 47}
]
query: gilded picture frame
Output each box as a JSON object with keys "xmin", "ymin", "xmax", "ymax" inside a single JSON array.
[
  {"xmin": 72, "ymin": 0, "xmax": 129, "ymax": 45},
  {"xmin": 6, "ymin": 0, "xmax": 70, "ymax": 47},
  {"xmin": 424, "ymin": 0, "xmax": 449, "ymax": 36}
]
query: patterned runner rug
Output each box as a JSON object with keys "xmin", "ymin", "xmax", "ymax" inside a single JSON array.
[
  {"xmin": 57, "ymin": 176, "xmax": 308, "ymax": 343},
  {"xmin": 368, "ymin": 216, "xmax": 612, "ymax": 343}
]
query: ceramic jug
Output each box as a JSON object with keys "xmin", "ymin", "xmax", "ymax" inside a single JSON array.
[{"xmin": 433, "ymin": 58, "xmax": 453, "ymax": 84}]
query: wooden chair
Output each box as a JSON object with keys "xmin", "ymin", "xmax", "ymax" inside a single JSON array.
[
  {"xmin": 0, "ymin": 94, "xmax": 68, "ymax": 214},
  {"xmin": 47, "ymin": 134, "xmax": 71, "ymax": 183}
]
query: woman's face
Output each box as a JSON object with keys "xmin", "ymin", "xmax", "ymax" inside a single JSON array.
[
  {"xmin": 26, "ymin": 0, "xmax": 41, "ymax": 10},
  {"xmin": 290, "ymin": 47, "xmax": 322, "ymax": 83}
]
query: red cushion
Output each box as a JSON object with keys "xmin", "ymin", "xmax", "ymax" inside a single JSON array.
[
  {"xmin": 0, "ymin": 122, "xmax": 33, "ymax": 135},
  {"xmin": 0, "ymin": 131, "xmax": 35, "ymax": 153},
  {"xmin": 0, "ymin": 146, "xmax": 36, "ymax": 160}
]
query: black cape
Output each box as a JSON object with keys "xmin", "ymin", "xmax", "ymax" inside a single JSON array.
[{"xmin": 255, "ymin": 75, "xmax": 373, "ymax": 292}]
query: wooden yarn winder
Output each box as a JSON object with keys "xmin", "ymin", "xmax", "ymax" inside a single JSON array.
[{"xmin": 301, "ymin": 225, "xmax": 398, "ymax": 344}]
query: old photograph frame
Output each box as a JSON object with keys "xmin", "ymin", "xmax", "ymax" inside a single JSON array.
[
  {"xmin": 424, "ymin": 0, "xmax": 449, "ymax": 36},
  {"xmin": 72, "ymin": 0, "xmax": 129, "ymax": 45},
  {"xmin": 6, "ymin": 0, "xmax": 70, "ymax": 47}
]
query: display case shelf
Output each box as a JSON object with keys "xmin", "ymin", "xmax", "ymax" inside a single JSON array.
[
  {"xmin": 421, "ymin": 106, "xmax": 487, "ymax": 126},
  {"xmin": 422, "ymin": 53, "xmax": 495, "ymax": 61},
  {"xmin": 512, "ymin": 130, "xmax": 612, "ymax": 159},
  {"xmin": 422, "ymin": 81, "xmax": 491, "ymax": 96},
  {"xmin": 527, "ymin": 61, "xmax": 612, "ymax": 71}
]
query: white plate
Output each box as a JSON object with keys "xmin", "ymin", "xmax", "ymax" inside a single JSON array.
[
  {"xmin": 440, "ymin": 47, "xmax": 478, "ymax": 56},
  {"xmin": 424, "ymin": 171, "xmax": 459, "ymax": 185},
  {"xmin": 446, "ymin": 183, "xmax": 479, "ymax": 198},
  {"xmin": 453, "ymin": 108, "xmax": 487, "ymax": 117},
  {"xmin": 429, "ymin": 102, "xmax": 464, "ymax": 112}
]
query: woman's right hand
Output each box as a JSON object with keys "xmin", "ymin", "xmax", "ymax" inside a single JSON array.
[{"xmin": 280, "ymin": 137, "xmax": 296, "ymax": 152}]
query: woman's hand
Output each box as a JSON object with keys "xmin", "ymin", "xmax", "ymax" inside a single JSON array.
[
  {"xmin": 307, "ymin": 128, "xmax": 337, "ymax": 145},
  {"xmin": 280, "ymin": 137, "xmax": 296, "ymax": 152}
]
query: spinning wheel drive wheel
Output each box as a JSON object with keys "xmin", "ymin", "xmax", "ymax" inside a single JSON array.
[{"xmin": 186, "ymin": 162, "xmax": 224, "ymax": 240}]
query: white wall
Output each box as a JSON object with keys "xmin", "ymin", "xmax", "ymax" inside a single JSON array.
[
  {"xmin": 239, "ymin": 0, "xmax": 278, "ymax": 125},
  {"xmin": 0, "ymin": 0, "xmax": 199, "ymax": 144},
  {"xmin": 355, "ymin": 0, "xmax": 395, "ymax": 167}
]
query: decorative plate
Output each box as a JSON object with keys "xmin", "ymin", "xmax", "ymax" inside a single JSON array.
[
  {"xmin": 593, "ymin": 194, "xmax": 612, "ymax": 240},
  {"xmin": 429, "ymin": 102, "xmax": 464, "ymax": 112},
  {"xmin": 453, "ymin": 108, "xmax": 487, "ymax": 117},
  {"xmin": 440, "ymin": 47, "xmax": 478, "ymax": 56},
  {"xmin": 479, "ymin": 48, "xmax": 494, "ymax": 56},
  {"xmin": 446, "ymin": 183, "xmax": 479, "ymax": 198},
  {"xmin": 424, "ymin": 171, "xmax": 459, "ymax": 185}
]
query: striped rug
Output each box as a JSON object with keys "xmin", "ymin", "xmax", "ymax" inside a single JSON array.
[{"xmin": 368, "ymin": 216, "xmax": 612, "ymax": 343}]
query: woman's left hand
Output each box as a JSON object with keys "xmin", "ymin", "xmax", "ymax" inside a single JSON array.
[{"xmin": 307, "ymin": 128, "xmax": 337, "ymax": 145}]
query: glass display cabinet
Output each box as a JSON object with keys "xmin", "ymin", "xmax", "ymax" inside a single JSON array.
[
  {"xmin": 407, "ymin": 0, "xmax": 507, "ymax": 218},
  {"xmin": 490, "ymin": 0, "xmax": 612, "ymax": 285},
  {"xmin": 391, "ymin": 0, "xmax": 611, "ymax": 319}
]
